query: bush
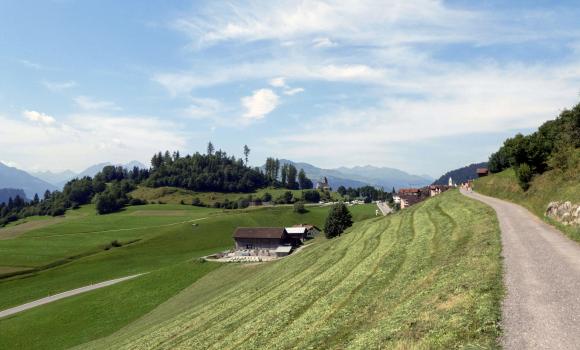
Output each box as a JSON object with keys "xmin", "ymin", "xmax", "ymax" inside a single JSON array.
[
  {"xmin": 191, "ymin": 197, "xmax": 204, "ymax": 207},
  {"xmin": 293, "ymin": 201, "xmax": 308, "ymax": 213},
  {"xmin": 262, "ymin": 192, "xmax": 272, "ymax": 202},
  {"xmin": 324, "ymin": 203, "xmax": 353, "ymax": 238},
  {"xmin": 516, "ymin": 163, "xmax": 533, "ymax": 190},
  {"xmin": 302, "ymin": 190, "xmax": 321, "ymax": 203},
  {"xmin": 238, "ymin": 197, "xmax": 250, "ymax": 209},
  {"xmin": 129, "ymin": 198, "xmax": 147, "ymax": 206},
  {"xmin": 276, "ymin": 191, "xmax": 294, "ymax": 204},
  {"xmin": 96, "ymin": 192, "xmax": 123, "ymax": 214}
]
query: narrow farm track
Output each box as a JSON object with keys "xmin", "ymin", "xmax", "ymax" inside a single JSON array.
[
  {"xmin": 84, "ymin": 191, "xmax": 503, "ymax": 349},
  {"xmin": 0, "ymin": 274, "xmax": 144, "ymax": 319},
  {"xmin": 463, "ymin": 189, "xmax": 580, "ymax": 350}
]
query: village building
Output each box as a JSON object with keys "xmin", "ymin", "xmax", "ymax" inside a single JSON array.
[
  {"xmin": 286, "ymin": 224, "xmax": 321, "ymax": 242},
  {"xmin": 233, "ymin": 227, "xmax": 292, "ymax": 250},
  {"xmin": 477, "ymin": 168, "xmax": 489, "ymax": 177},
  {"xmin": 231, "ymin": 225, "xmax": 320, "ymax": 259},
  {"xmin": 315, "ymin": 177, "xmax": 331, "ymax": 191},
  {"xmin": 429, "ymin": 184, "xmax": 451, "ymax": 197}
]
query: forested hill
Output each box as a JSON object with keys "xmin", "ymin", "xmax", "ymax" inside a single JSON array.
[
  {"xmin": 146, "ymin": 150, "xmax": 267, "ymax": 192},
  {"xmin": 433, "ymin": 162, "xmax": 488, "ymax": 185}
]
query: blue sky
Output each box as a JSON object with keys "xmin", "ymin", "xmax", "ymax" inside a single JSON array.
[{"xmin": 1, "ymin": 0, "xmax": 579, "ymax": 177}]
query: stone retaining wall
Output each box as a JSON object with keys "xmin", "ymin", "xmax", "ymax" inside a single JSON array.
[{"xmin": 546, "ymin": 201, "xmax": 580, "ymax": 226}]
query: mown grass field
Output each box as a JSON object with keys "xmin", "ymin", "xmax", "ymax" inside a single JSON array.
[
  {"xmin": 130, "ymin": 186, "xmax": 343, "ymax": 205},
  {"xmin": 83, "ymin": 190, "xmax": 503, "ymax": 349},
  {"xmin": 0, "ymin": 201, "xmax": 376, "ymax": 349},
  {"xmin": 475, "ymin": 167, "xmax": 580, "ymax": 242}
]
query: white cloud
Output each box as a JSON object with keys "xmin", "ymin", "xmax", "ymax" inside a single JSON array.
[
  {"xmin": 269, "ymin": 77, "xmax": 287, "ymax": 88},
  {"xmin": 42, "ymin": 80, "xmax": 77, "ymax": 92},
  {"xmin": 75, "ymin": 96, "xmax": 121, "ymax": 111},
  {"xmin": 23, "ymin": 110, "xmax": 56, "ymax": 125},
  {"xmin": 241, "ymin": 89, "xmax": 279, "ymax": 120},
  {"xmin": 283, "ymin": 87, "xmax": 304, "ymax": 96},
  {"xmin": 0, "ymin": 113, "xmax": 186, "ymax": 172}
]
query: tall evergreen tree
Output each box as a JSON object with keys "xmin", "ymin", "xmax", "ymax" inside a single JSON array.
[
  {"xmin": 243, "ymin": 145, "xmax": 250, "ymax": 165},
  {"xmin": 207, "ymin": 141, "xmax": 215, "ymax": 156},
  {"xmin": 287, "ymin": 164, "xmax": 298, "ymax": 189},
  {"xmin": 324, "ymin": 203, "xmax": 353, "ymax": 238}
]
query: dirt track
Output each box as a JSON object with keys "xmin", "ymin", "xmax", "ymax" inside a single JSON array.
[{"xmin": 462, "ymin": 189, "xmax": 580, "ymax": 349}]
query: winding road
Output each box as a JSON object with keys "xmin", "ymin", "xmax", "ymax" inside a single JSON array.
[{"xmin": 462, "ymin": 189, "xmax": 580, "ymax": 349}]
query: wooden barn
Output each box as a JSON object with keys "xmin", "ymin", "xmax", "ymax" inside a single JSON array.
[{"xmin": 233, "ymin": 227, "xmax": 289, "ymax": 250}]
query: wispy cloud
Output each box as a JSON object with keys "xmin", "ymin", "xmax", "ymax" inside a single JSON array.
[
  {"xmin": 18, "ymin": 59, "xmax": 43, "ymax": 70},
  {"xmin": 74, "ymin": 96, "xmax": 121, "ymax": 111},
  {"xmin": 42, "ymin": 80, "xmax": 77, "ymax": 92}
]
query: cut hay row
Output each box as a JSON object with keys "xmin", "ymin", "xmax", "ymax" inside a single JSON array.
[{"xmin": 86, "ymin": 190, "xmax": 502, "ymax": 349}]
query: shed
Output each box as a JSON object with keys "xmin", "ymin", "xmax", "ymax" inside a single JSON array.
[{"xmin": 274, "ymin": 245, "xmax": 293, "ymax": 257}]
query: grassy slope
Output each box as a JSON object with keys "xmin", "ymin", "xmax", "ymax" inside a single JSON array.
[
  {"xmin": 130, "ymin": 186, "xmax": 343, "ymax": 205},
  {"xmin": 475, "ymin": 168, "xmax": 580, "ymax": 242},
  {"xmin": 0, "ymin": 203, "xmax": 376, "ymax": 350},
  {"xmin": 84, "ymin": 190, "xmax": 503, "ymax": 349}
]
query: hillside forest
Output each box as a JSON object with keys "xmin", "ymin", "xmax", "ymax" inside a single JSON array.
[{"xmin": 488, "ymin": 102, "xmax": 580, "ymax": 189}]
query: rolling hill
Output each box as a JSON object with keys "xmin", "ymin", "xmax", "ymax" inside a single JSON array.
[{"xmin": 0, "ymin": 162, "xmax": 57, "ymax": 198}]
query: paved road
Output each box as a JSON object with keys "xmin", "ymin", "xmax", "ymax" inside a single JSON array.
[
  {"xmin": 0, "ymin": 274, "xmax": 144, "ymax": 319},
  {"xmin": 462, "ymin": 189, "xmax": 580, "ymax": 349},
  {"xmin": 376, "ymin": 202, "xmax": 392, "ymax": 216}
]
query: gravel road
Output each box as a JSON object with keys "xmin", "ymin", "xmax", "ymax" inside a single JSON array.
[{"xmin": 462, "ymin": 189, "xmax": 580, "ymax": 349}]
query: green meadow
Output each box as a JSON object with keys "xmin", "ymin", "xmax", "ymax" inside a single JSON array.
[
  {"xmin": 82, "ymin": 190, "xmax": 503, "ymax": 349},
  {"xmin": 0, "ymin": 200, "xmax": 375, "ymax": 349}
]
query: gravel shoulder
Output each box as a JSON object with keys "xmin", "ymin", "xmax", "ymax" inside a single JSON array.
[{"xmin": 462, "ymin": 189, "xmax": 580, "ymax": 349}]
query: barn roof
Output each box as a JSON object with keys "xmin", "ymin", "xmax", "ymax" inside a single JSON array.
[
  {"xmin": 476, "ymin": 168, "xmax": 489, "ymax": 174},
  {"xmin": 233, "ymin": 227, "xmax": 286, "ymax": 239},
  {"xmin": 286, "ymin": 227, "xmax": 308, "ymax": 234}
]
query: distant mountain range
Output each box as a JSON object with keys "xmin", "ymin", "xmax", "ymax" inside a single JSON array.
[
  {"xmin": 275, "ymin": 160, "xmax": 433, "ymax": 190},
  {"xmin": 31, "ymin": 161, "xmax": 148, "ymax": 188},
  {"xmin": 432, "ymin": 162, "xmax": 488, "ymax": 186},
  {"xmin": 0, "ymin": 162, "xmax": 57, "ymax": 198},
  {"xmin": 0, "ymin": 188, "xmax": 27, "ymax": 204},
  {"xmin": 2, "ymin": 158, "xmax": 431, "ymax": 199},
  {"xmin": 0, "ymin": 161, "xmax": 148, "ymax": 197}
]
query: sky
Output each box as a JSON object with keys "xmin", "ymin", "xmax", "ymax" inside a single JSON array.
[{"xmin": 1, "ymin": 0, "xmax": 579, "ymax": 177}]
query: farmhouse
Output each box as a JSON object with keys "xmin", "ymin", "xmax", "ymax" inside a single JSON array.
[{"xmin": 233, "ymin": 227, "xmax": 292, "ymax": 250}]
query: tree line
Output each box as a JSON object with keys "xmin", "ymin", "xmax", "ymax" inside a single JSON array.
[
  {"xmin": 0, "ymin": 143, "xmax": 316, "ymax": 224},
  {"xmin": 488, "ymin": 102, "xmax": 580, "ymax": 189}
]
